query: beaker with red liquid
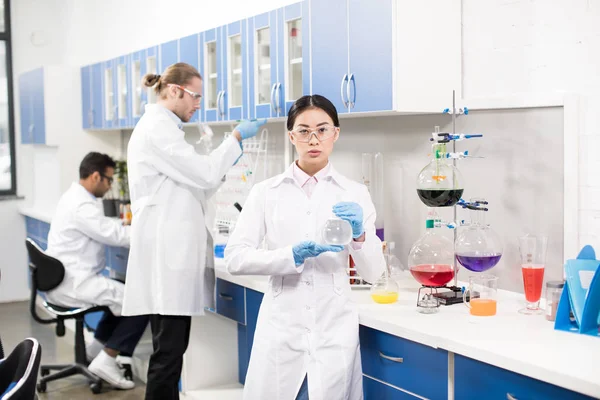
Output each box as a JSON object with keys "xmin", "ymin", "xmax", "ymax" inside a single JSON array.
[{"xmin": 518, "ymin": 234, "xmax": 548, "ymax": 315}]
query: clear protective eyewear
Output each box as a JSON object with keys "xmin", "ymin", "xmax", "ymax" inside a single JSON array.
[
  {"xmin": 168, "ymin": 84, "xmax": 202, "ymax": 101},
  {"xmin": 290, "ymin": 124, "xmax": 338, "ymax": 143}
]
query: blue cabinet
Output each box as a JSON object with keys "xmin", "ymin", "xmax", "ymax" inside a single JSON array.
[
  {"xmin": 179, "ymin": 33, "xmax": 202, "ymax": 124},
  {"xmin": 223, "ymin": 20, "xmax": 248, "ymax": 121},
  {"xmin": 248, "ymin": 11, "xmax": 279, "ymax": 119},
  {"xmin": 116, "ymin": 55, "xmax": 132, "ymax": 128},
  {"xmin": 201, "ymin": 27, "xmax": 224, "ymax": 122},
  {"xmin": 360, "ymin": 326, "xmax": 448, "ymax": 400},
  {"xmin": 160, "ymin": 40, "xmax": 178, "ymax": 74},
  {"xmin": 102, "ymin": 59, "xmax": 118, "ymax": 129},
  {"xmin": 454, "ymin": 354, "xmax": 596, "ymax": 400},
  {"xmin": 90, "ymin": 63, "xmax": 103, "ymax": 129},
  {"xmin": 310, "ymin": 0, "xmax": 393, "ymax": 114},
  {"xmin": 130, "ymin": 49, "xmax": 146, "ymax": 126},
  {"xmin": 238, "ymin": 288, "xmax": 263, "ymax": 384},
  {"xmin": 24, "ymin": 217, "xmax": 50, "ymax": 251},
  {"xmin": 19, "ymin": 68, "xmax": 46, "ymax": 144},
  {"xmin": 363, "ymin": 376, "xmax": 420, "ymax": 399},
  {"xmin": 216, "ymin": 278, "xmax": 246, "ymax": 324}
]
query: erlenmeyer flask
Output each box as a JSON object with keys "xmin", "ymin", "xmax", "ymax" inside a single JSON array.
[{"xmin": 416, "ymin": 142, "xmax": 464, "ymax": 207}]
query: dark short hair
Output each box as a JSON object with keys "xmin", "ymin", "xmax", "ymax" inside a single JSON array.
[
  {"xmin": 79, "ymin": 152, "xmax": 116, "ymax": 179},
  {"xmin": 286, "ymin": 95, "xmax": 340, "ymax": 131}
]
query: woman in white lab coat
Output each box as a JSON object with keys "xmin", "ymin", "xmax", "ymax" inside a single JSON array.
[
  {"xmin": 225, "ymin": 95, "xmax": 386, "ymax": 400},
  {"xmin": 122, "ymin": 62, "xmax": 266, "ymax": 400}
]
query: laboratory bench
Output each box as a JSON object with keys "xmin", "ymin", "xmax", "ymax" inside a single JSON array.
[{"xmin": 20, "ymin": 210, "xmax": 600, "ymax": 399}]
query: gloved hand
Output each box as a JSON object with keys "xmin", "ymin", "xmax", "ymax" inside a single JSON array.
[
  {"xmin": 235, "ymin": 119, "xmax": 267, "ymax": 140},
  {"xmin": 292, "ymin": 241, "xmax": 344, "ymax": 266},
  {"xmin": 333, "ymin": 202, "xmax": 364, "ymax": 239}
]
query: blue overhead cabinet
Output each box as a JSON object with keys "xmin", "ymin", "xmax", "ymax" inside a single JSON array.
[
  {"xmin": 248, "ymin": 11, "xmax": 278, "ymax": 119},
  {"xmin": 278, "ymin": 1, "xmax": 310, "ymax": 116},
  {"xmin": 202, "ymin": 27, "xmax": 223, "ymax": 122},
  {"xmin": 102, "ymin": 58, "xmax": 118, "ymax": 129},
  {"xmin": 19, "ymin": 68, "xmax": 46, "ymax": 144},
  {"xmin": 160, "ymin": 40, "xmax": 178, "ymax": 75},
  {"xmin": 145, "ymin": 45, "xmax": 160, "ymax": 109},
  {"xmin": 179, "ymin": 33, "xmax": 202, "ymax": 123},
  {"xmin": 224, "ymin": 20, "xmax": 248, "ymax": 122},
  {"xmin": 130, "ymin": 49, "xmax": 146, "ymax": 126},
  {"xmin": 116, "ymin": 54, "xmax": 132, "ymax": 128},
  {"xmin": 311, "ymin": 0, "xmax": 393, "ymax": 114}
]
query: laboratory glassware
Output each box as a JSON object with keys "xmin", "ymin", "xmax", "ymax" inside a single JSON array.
[
  {"xmin": 518, "ymin": 234, "xmax": 548, "ymax": 315},
  {"xmin": 463, "ymin": 274, "xmax": 498, "ymax": 316},
  {"xmin": 545, "ymin": 280, "xmax": 564, "ymax": 322},
  {"xmin": 322, "ymin": 217, "xmax": 353, "ymax": 246},
  {"xmin": 416, "ymin": 142, "xmax": 464, "ymax": 208},
  {"xmin": 370, "ymin": 242, "xmax": 400, "ymax": 304}
]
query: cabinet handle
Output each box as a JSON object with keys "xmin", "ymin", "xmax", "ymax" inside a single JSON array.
[
  {"xmin": 378, "ymin": 352, "xmax": 403, "ymax": 363},
  {"xmin": 28, "ymin": 124, "xmax": 34, "ymax": 134},
  {"xmin": 276, "ymin": 83, "xmax": 282, "ymax": 115},
  {"xmin": 506, "ymin": 394, "xmax": 517, "ymax": 400},
  {"xmin": 218, "ymin": 293, "xmax": 234, "ymax": 301},
  {"xmin": 88, "ymin": 110, "xmax": 93, "ymax": 126},
  {"xmin": 348, "ymin": 73, "xmax": 356, "ymax": 108},
  {"xmin": 270, "ymin": 83, "xmax": 277, "ymax": 114},
  {"xmin": 113, "ymin": 105, "xmax": 118, "ymax": 123},
  {"xmin": 219, "ymin": 91, "xmax": 226, "ymax": 117},
  {"xmin": 115, "ymin": 254, "xmax": 126, "ymax": 260},
  {"xmin": 340, "ymin": 74, "xmax": 349, "ymax": 108},
  {"xmin": 216, "ymin": 91, "xmax": 223, "ymax": 116}
]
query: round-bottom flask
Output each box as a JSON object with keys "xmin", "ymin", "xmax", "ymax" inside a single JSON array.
[{"xmin": 321, "ymin": 218, "xmax": 353, "ymax": 245}]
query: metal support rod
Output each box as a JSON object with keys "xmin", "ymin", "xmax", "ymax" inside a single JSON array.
[{"xmin": 452, "ymin": 89, "xmax": 458, "ymax": 289}]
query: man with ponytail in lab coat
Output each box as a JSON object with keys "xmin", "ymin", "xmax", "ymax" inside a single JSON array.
[
  {"xmin": 46, "ymin": 152, "xmax": 149, "ymax": 390},
  {"xmin": 122, "ymin": 62, "xmax": 266, "ymax": 400}
]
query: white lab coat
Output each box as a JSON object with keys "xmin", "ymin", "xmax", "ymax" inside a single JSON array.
[
  {"xmin": 225, "ymin": 163, "xmax": 385, "ymax": 400},
  {"xmin": 45, "ymin": 182, "xmax": 131, "ymax": 316},
  {"xmin": 122, "ymin": 104, "xmax": 242, "ymax": 316}
]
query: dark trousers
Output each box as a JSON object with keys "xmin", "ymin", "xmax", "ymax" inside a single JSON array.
[
  {"xmin": 145, "ymin": 314, "xmax": 191, "ymax": 400},
  {"xmin": 93, "ymin": 311, "xmax": 149, "ymax": 356}
]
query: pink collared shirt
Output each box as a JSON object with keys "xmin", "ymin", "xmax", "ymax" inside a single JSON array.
[
  {"xmin": 292, "ymin": 162, "xmax": 331, "ymax": 199},
  {"xmin": 292, "ymin": 162, "xmax": 364, "ymax": 248}
]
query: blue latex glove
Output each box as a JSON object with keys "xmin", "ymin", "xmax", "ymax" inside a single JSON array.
[
  {"xmin": 333, "ymin": 202, "xmax": 364, "ymax": 238},
  {"xmin": 292, "ymin": 241, "xmax": 344, "ymax": 266},
  {"xmin": 235, "ymin": 119, "xmax": 267, "ymax": 140}
]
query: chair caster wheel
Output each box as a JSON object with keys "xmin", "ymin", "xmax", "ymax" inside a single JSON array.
[
  {"xmin": 90, "ymin": 380, "xmax": 103, "ymax": 394},
  {"xmin": 37, "ymin": 381, "xmax": 47, "ymax": 393},
  {"xmin": 40, "ymin": 368, "xmax": 50, "ymax": 377}
]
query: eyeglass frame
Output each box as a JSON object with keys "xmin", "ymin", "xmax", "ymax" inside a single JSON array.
[
  {"xmin": 289, "ymin": 124, "xmax": 339, "ymax": 143},
  {"xmin": 100, "ymin": 173, "xmax": 114, "ymax": 184},
  {"xmin": 168, "ymin": 84, "xmax": 203, "ymax": 101}
]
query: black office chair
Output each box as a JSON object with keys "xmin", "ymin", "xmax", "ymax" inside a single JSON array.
[
  {"xmin": 25, "ymin": 238, "xmax": 109, "ymax": 394},
  {"xmin": 0, "ymin": 337, "xmax": 42, "ymax": 400}
]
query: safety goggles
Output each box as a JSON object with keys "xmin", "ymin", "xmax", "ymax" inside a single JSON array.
[
  {"xmin": 168, "ymin": 84, "xmax": 202, "ymax": 101},
  {"xmin": 290, "ymin": 124, "xmax": 338, "ymax": 143}
]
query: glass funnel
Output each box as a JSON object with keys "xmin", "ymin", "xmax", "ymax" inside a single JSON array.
[
  {"xmin": 408, "ymin": 216, "xmax": 456, "ymax": 287},
  {"xmin": 455, "ymin": 199, "xmax": 503, "ymax": 272},
  {"xmin": 416, "ymin": 142, "xmax": 464, "ymax": 207},
  {"xmin": 371, "ymin": 242, "xmax": 400, "ymax": 304},
  {"xmin": 321, "ymin": 217, "xmax": 352, "ymax": 245}
]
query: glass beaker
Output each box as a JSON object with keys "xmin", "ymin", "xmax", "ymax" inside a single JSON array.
[
  {"xmin": 371, "ymin": 242, "xmax": 400, "ymax": 304},
  {"xmin": 455, "ymin": 198, "xmax": 503, "ymax": 272},
  {"xmin": 463, "ymin": 274, "xmax": 498, "ymax": 316},
  {"xmin": 321, "ymin": 217, "xmax": 352, "ymax": 246},
  {"xmin": 518, "ymin": 234, "xmax": 548, "ymax": 315},
  {"xmin": 416, "ymin": 142, "xmax": 464, "ymax": 207}
]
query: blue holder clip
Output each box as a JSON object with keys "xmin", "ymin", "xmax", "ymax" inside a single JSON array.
[{"xmin": 554, "ymin": 245, "xmax": 600, "ymax": 337}]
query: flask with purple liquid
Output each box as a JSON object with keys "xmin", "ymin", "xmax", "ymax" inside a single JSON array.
[{"xmin": 455, "ymin": 198, "xmax": 503, "ymax": 272}]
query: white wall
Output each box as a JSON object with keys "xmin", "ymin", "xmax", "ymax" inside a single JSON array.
[
  {"xmin": 0, "ymin": 199, "xmax": 28, "ymax": 302},
  {"xmin": 462, "ymin": 0, "xmax": 600, "ymax": 252},
  {"xmin": 1, "ymin": 0, "xmax": 599, "ymax": 301}
]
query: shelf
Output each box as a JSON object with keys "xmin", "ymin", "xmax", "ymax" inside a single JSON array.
[{"xmin": 289, "ymin": 57, "xmax": 302, "ymax": 65}]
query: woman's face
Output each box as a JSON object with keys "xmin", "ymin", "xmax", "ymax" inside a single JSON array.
[{"xmin": 288, "ymin": 108, "xmax": 339, "ymax": 167}]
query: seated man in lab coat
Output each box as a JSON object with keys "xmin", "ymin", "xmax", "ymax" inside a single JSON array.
[{"xmin": 45, "ymin": 152, "xmax": 149, "ymax": 390}]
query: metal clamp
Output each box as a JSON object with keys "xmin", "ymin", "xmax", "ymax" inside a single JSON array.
[
  {"xmin": 340, "ymin": 74, "xmax": 349, "ymax": 108},
  {"xmin": 218, "ymin": 293, "xmax": 234, "ymax": 301},
  {"xmin": 378, "ymin": 352, "xmax": 403, "ymax": 363}
]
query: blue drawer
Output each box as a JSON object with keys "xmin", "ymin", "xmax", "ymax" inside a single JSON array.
[
  {"xmin": 25, "ymin": 216, "xmax": 39, "ymax": 237},
  {"xmin": 360, "ymin": 326, "xmax": 448, "ymax": 400},
  {"xmin": 364, "ymin": 376, "xmax": 420, "ymax": 399},
  {"xmin": 216, "ymin": 278, "xmax": 245, "ymax": 325},
  {"xmin": 455, "ymin": 354, "xmax": 596, "ymax": 400}
]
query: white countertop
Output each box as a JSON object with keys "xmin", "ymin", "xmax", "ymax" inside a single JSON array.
[
  {"xmin": 19, "ymin": 207, "xmax": 54, "ymax": 223},
  {"xmin": 214, "ymin": 259, "xmax": 600, "ymax": 398}
]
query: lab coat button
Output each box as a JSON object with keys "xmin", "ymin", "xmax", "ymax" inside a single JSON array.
[
  {"xmin": 305, "ymin": 305, "xmax": 311, "ymax": 310},
  {"xmin": 305, "ymin": 281, "xmax": 311, "ymax": 286},
  {"xmin": 306, "ymin": 328, "xmax": 311, "ymax": 333},
  {"xmin": 306, "ymin": 211, "xmax": 311, "ymax": 215}
]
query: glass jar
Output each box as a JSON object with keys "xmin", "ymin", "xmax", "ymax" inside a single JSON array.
[{"xmin": 545, "ymin": 280, "xmax": 564, "ymax": 321}]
